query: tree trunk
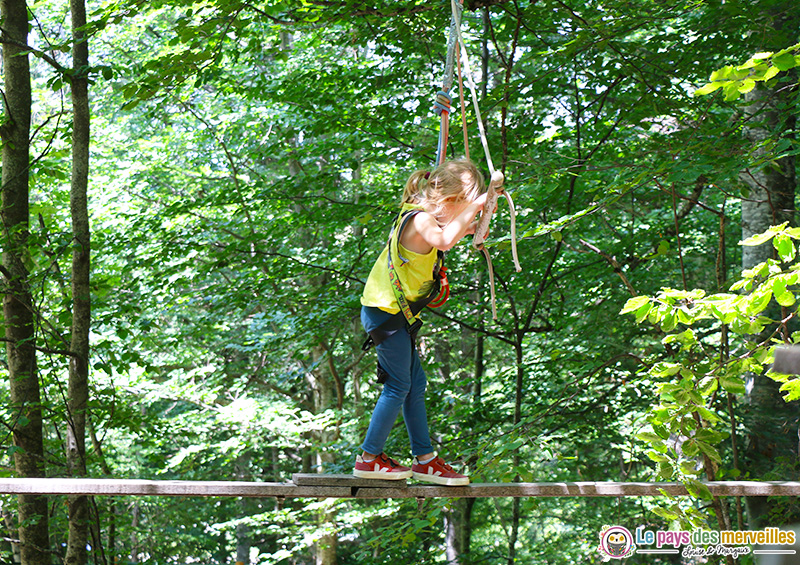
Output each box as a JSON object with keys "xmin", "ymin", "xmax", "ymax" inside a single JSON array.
[
  {"xmin": 309, "ymin": 344, "xmax": 338, "ymax": 565},
  {"xmin": 65, "ymin": 0, "xmax": 91, "ymax": 563},
  {"xmin": 290, "ymin": 141, "xmax": 338, "ymax": 564},
  {"xmin": 445, "ymin": 499, "xmax": 475, "ymax": 565},
  {"xmin": 0, "ymin": 0, "xmax": 50, "ymax": 562},
  {"xmin": 235, "ymin": 454, "xmax": 251, "ymax": 565},
  {"xmin": 443, "ymin": 328, "xmax": 481, "ymax": 565},
  {"xmin": 507, "ymin": 341, "xmax": 524, "ymax": 564},
  {"xmin": 2, "ymin": 507, "xmax": 21, "ymax": 563},
  {"xmin": 739, "ymin": 77, "xmax": 797, "ymax": 529},
  {"xmin": 129, "ymin": 503, "xmax": 140, "ymax": 563}
]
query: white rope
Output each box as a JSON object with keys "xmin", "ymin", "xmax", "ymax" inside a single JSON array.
[
  {"xmin": 450, "ymin": 0, "xmax": 494, "ymax": 174},
  {"xmin": 449, "ymin": 0, "xmax": 522, "ymax": 320}
]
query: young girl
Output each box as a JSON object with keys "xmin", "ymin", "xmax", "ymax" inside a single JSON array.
[{"xmin": 355, "ymin": 159, "xmax": 489, "ymax": 486}]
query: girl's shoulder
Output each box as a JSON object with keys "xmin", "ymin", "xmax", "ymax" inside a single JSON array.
[{"xmin": 400, "ymin": 210, "xmax": 437, "ymax": 255}]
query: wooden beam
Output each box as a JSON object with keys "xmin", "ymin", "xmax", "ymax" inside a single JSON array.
[
  {"xmin": 0, "ymin": 478, "xmax": 798, "ymax": 499},
  {"xmin": 292, "ymin": 473, "xmax": 407, "ymax": 488},
  {"xmin": 0, "ymin": 478, "xmax": 350, "ymax": 499},
  {"xmin": 351, "ymin": 480, "xmax": 800, "ymax": 499}
]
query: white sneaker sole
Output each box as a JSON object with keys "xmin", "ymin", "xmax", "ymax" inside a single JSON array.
[
  {"xmin": 353, "ymin": 469, "xmax": 412, "ymax": 480},
  {"xmin": 412, "ymin": 471, "xmax": 469, "ymax": 486}
]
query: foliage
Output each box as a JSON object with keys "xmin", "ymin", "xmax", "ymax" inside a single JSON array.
[
  {"xmin": 695, "ymin": 43, "xmax": 800, "ymax": 101},
  {"xmin": 0, "ymin": 0, "xmax": 799, "ymax": 563},
  {"xmin": 624, "ymin": 223, "xmax": 800, "ymax": 527}
]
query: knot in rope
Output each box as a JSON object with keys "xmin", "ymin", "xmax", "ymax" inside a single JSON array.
[{"xmin": 433, "ymin": 90, "xmax": 452, "ymax": 116}]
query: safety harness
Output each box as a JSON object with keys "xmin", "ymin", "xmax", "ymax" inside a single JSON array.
[{"xmin": 361, "ymin": 209, "xmax": 448, "ymax": 354}]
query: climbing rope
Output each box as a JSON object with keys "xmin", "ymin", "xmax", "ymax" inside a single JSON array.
[{"xmin": 436, "ymin": 0, "xmax": 522, "ymax": 320}]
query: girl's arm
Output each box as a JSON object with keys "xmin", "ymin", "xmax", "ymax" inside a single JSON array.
[{"xmin": 402, "ymin": 194, "xmax": 488, "ymax": 253}]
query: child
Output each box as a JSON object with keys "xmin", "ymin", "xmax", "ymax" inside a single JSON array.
[{"xmin": 355, "ymin": 159, "xmax": 490, "ymax": 486}]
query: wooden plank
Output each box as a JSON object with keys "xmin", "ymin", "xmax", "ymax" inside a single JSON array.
[
  {"xmin": 353, "ymin": 481, "xmax": 800, "ymax": 499},
  {"xmin": 0, "ymin": 478, "xmax": 351, "ymax": 499},
  {"xmin": 292, "ymin": 473, "xmax": 407, "ymax": 488},
  {"xmin": 353, "ymin": 481, "xmax": 690, "ymax": 499},
  {"xmin": 0, "ymin": 478, "xmax": 797, "ymax": 498}
]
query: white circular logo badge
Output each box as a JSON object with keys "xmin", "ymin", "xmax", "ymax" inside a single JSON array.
[{"xmin": 598, "ymin": 525, "xmax": 636, "ymax": 559}]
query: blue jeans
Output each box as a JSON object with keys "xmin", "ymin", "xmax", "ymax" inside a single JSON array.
[{"xmin": 360, "ymin": 306, "xmax": 433, "ymax": 457}]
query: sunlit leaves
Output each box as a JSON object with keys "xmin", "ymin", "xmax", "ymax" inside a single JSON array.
[
  {"xmin": 624, "ymin": 224, "xmax": 800, "ymax": 503},
  {"xmin": 695, "ymin": 43, "xmax": 800, "ymax": 101}
]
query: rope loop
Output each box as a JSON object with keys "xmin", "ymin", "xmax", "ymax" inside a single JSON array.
[{"xmin": 433, "ymin": 90, "xmax": 452, "ymax": 116}]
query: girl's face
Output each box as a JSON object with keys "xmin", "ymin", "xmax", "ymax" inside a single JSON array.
[{"xmin": 437, "ymin": 197, "xmax": 470, "ymax": 225}]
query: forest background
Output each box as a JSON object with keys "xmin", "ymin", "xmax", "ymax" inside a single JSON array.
[{"xmin": 0, "ymin": 0, "xmax": 799, "ymax": 564}]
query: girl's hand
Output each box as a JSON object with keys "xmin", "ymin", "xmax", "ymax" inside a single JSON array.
[{"xmin": 474, "ymin": 191, "xmax": 499, "ymax": 214}]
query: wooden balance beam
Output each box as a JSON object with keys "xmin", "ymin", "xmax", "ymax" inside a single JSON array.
[{"xmin": 0, "ymin": 476, "xmax": 798, "ymax": 499}]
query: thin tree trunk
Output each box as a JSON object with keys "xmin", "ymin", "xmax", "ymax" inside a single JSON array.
[
  {"xmin": 508, "ymin": 340, "xmax": 524, "ymax": 565},
  {"xmin": 739, "ymin": 77, "xmax": 797, "ymax": 529},
  {"xmin": 65, "ymin": 0, "xmax": 91, "ymax": 563},
  {"xmin": 2, "ymin": 507, "xmax": 21, "ymax": 563},
  {"xmin": 129, "ymin": 503, "xmax": 140, "ymax": 563},
  {"xmin": 310, "ymin": 344, "xmax": 338, "ymax": 565},
  {"xmin": 235, "ymin": 453, "xmax": 251, "ymax": 565},
  {"xmin": 0, "ymin": 0, "xmax": 50, "ymax": 562}
]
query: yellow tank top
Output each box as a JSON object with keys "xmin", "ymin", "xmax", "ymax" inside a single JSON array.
[{"xmin": 361, "ymin": 210, "xmax": 438, "ymax": 315}]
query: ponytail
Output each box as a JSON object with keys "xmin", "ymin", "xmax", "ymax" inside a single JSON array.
[{"xmin": 402, "ymin": 170, "xmax": 430, "ymax": 204}]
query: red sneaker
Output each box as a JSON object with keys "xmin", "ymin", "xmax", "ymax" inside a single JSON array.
[
  {"xmin": 353, "ymin": 453, "xmax": 412, "ymax": 480},
  {"xmin": 412, "ymin": 453, "xmax": 469, "ymax": 486}
]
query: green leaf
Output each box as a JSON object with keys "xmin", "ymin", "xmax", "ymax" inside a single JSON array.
[
  {"xmin": 685, "ymin": 479, "xmax": 714, "ymax": 500},
  {"xmin": 772, "ymin": 51, "xmax": 797, "ymax": 71},
  {"xmin": 635, "ymin": 302, "xmax": 652, "ymax": 323},
  {"xmin": 737, "ymin": 55, "xmax": 769, "ymax": 70},
  {"xmin": 763, "ymin": 65, "xmax": 781, "ymax": 81},
  {"xmin": 741, "ymin": 229, "xmax": 778, "ymax": 246},
  {"xmin": 651, "ymin": 506, "xmax": 679, "ymax": 520},
  {"xmin": 653, "ymin": 423, "xmax": 670, "ymax": 439},
  {"xmin": 681, "ymin": 439, "xmax": 699, "ymax": 457},
  {"xmin": 737, "ymin": 78, "xmax": 756, "ymax": 93},
  {"xmin": 776, "ymin": 291, "xmax": 796, "ymax": 307},
  {"xmin": 709, "ymin": 65, "xmax": 734, "ymax": 81},
  {"xmin": 722, "ymin": 81, "xmax": 741, "ymax": 101},
  {"xmin": 780, "ymin": 381, "xmax": 800, "ymax": 402},
  {"xmin": 695, "ymin": 428, "xmax": 729, "ymax": 444},
  {"xmin": 680, "ymin": 460, "xmax": 700, "ymax": 475},
  {"xmin": 746, "ymin": 289, "xmax": 773, "ymax": 316},
  {"xmin": 696, "ymin": 441, "xmax": 722, "ymax": 465},
  {"xmin": 658, "ymin": 462, "xmax": 675, "ymax": 480},
  {"xmin": 720, "ymin": 374, "xmax": 746, "ymax": 395},
  {"xmin": 646, "ymin": 450, "xmax": 670, "ymax": 463},
  {"xmin": 774, "ymin": 234, "xmax": 796, "ymax": 262},
  {"xmin": 698, "ymin": 376, "xmax": 718, "ymax": 396},
  {"xmin": 695, "ymin": 406, "xmax": 719, "ymax": 422},
  {"xmin": 620, "ymin": 295, "xmax": 650, "ymax": 314},
  {"xmin": 661, "ymin": 312, "xmax": 678, "ymax": 332},
  {"xmin": 672, "ymin": 389, "xmax": 691, "ymax": 405},
  {"xmin": 694, "ymin": 81, "xmax": 724, "ymax": 97}
]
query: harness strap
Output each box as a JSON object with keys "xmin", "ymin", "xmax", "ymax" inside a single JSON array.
[
  {"xmin": 388, "ymin": 208, "xmax": 445, "ymax": 322},
  {"xmin": 362, "ymin": 210, "xmax": 445, "ymax": 351}
]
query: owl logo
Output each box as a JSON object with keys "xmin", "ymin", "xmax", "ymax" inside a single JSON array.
[{"xmin": 597, "ymin": 525, "xmax": 635, "ymax": 560}]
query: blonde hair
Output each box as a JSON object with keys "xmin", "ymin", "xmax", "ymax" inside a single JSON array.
[{"xmin": 402, "ymin": 160, "xmax": 485, "ymax": 219}]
